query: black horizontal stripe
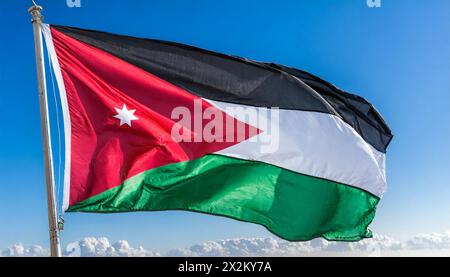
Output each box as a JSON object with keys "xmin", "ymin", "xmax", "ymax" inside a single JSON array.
[{"xmin": 52, "ymin": 25, "xmax": 392, "ymax": 153}]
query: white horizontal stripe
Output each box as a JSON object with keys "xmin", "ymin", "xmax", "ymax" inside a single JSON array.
[{"xmin": 205, "ymin": 99, "xmax": 387, "ymax": 197}]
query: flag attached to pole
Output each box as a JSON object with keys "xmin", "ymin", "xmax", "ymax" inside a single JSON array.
[{"xmin": 43, "ymin": 24, "xmax": 392, "ymax": 241}]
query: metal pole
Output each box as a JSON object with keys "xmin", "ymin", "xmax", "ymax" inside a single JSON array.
[{"xmin": 28, "ymin": 5, "xmax": 62, "ymax": 257}]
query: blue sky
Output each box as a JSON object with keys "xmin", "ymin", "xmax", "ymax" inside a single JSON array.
[{"xmin": 0, "ymin": 0, "xmax": 449, "ymax": 253}]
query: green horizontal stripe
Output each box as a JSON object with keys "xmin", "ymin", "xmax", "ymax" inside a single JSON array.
[{"xmin": 68, "ymin": 154, "xmax": 379, "ymax": 241}]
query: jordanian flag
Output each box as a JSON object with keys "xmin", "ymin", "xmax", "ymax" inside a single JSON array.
[{"xmin": 42, "ymin": 24, "xmax": 392, "ymax": 241}]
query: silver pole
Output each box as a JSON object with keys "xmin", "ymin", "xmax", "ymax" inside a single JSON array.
[{"xmin": 28, "ymin": 5, "xmax": 62, "ymax": 257}]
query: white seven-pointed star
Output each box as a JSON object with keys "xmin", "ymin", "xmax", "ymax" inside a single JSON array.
[{"xmin": 113, "ymin": 104, "xmax": 139, "ymax": 127}]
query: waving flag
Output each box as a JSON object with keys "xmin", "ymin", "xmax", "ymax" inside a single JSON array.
[{"xmin": 43, "ymin": 24, "xmax": 392, "ymax": 241}]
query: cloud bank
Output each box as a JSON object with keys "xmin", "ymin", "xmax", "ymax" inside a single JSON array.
[
  {"xmin": 64, "ymin": 237, "xmax": 160, "ymax": 257},
  {"xmin": 2, "ymin": 231, "xmax": 450, "ymax": 257},
  {"xmin": 167, "ymin": 234, "xmax": 404, "ymax": 257},
  {"xmin": 1, "ymin": 244, "xmax": 49, "ymax": 257}
]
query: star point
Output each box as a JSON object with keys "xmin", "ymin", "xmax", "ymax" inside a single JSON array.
[{"xmin": 113, "ymin": 104, "xmax": 139, "ymax": 127}]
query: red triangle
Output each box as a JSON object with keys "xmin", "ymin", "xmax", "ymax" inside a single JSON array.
[{"xmin": 51, "ymin": 28, "xmax": 261, "ymax": 206}]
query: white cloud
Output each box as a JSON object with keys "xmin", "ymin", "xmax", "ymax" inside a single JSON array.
[
  {"xmin": 167, "ymin": 237, "xmax": 284, "ymax": 257},
  {"xmin": 2, "ymin": 231, "xmax": 450, "ymax": 257},
  {"xmin": 63, "ymin": 237, "xmax": 160, "ymax": 257},
  {"xmin": 1, "ymin": 244, "xmax": 49, "ymax": 257},
  {"xmin": 167, "ymin": 234, "xmax": 405, "ymax": 257},
  {"xmin": 406, "ymin": 231, "xmax": 450, "ymax": 250}
]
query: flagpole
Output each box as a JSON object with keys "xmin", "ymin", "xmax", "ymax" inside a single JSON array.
[{"xmin": 28, "ymin": 4, "xmax": 62, "ymax": 257}]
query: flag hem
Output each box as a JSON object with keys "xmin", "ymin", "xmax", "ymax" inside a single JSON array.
[{"xmin": 42, "ymin": 24, "xmax": 72, "ymax": 212}]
